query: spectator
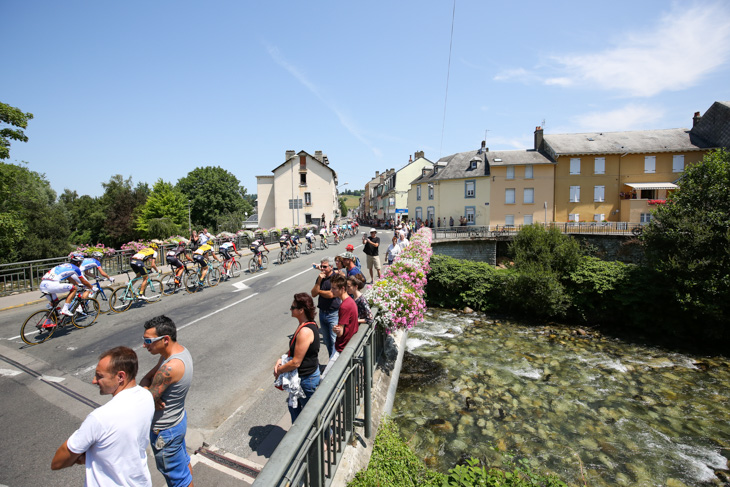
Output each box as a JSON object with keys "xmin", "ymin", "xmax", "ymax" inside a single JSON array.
[
  {"xmin": 340, "ymin": 251, "xmax": 363, "ymax": 278},
  {"xmin": 334, "ymin": 255, "xmax": 346, "ymax": 275},
  {"xmin": 199, "ymin": 228, "xmax": 213, "ymax": 245},
  {"xmin": 140, "ymin": 316, "xmax": 194, "ymax": 487},
  {"xmin": 274, "ymin": 293, "xmax": 320, "ymax": 422},
  {"xmin": 322, "ymin": 273, "xmax": 359, "ymax": 377},
  {"xmin": 386, "ymin": 236, "xmax": 401, "ymax": 265},
  {"xmin": 190, "ymin": 230, "xmax": 200, "ymax": 251},
  {"xmin": 437, "ymin": 217, "xmax": 441, "ymax": 228},
  {"xmin": 397, "ymin": 232, "xmax": 410, "ymax": 251},
  {"xmin": 311, "ymin": 257, "xmax": 341, "ymax": 357},
  {"xmin": 52, "ymin": 347, "xmax": 155, "ymax": 486},
  {"xmin": 449, "ymin": 216, "xmax": 454, "ymax": 228},
  {"xmin": 362, "ymin": 228, "xmax": 381, "ymax": 283},
  {"xmin": 347, "ymin": 274, "xmax": 373, "ymax": 325}
]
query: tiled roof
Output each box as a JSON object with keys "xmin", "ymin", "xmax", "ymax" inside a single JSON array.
[
  {"xmin": 690, "ymin": 101, "xmax": 730, "ymax": 149},
  {"xmin": 543, "ymin": 128, "xmax": 712, "ymax": 155}
]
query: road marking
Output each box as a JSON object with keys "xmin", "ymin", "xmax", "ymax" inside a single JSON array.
[
  {"xmin": 232, "ymin": 282, "xmax": 249, "ymax": 292},
  {"xmin": 276, "ymin": 267, "xmax": 315, "ymax": 285},
  {"xmin": 242, "ymin": 272, "xmax": 268, "ymax": 282},
  {"xmin": 39, "ymin": 375, "xmax": 65, "ymax": 383},
  {"xmin": 177, "ymin": 293, "xmax": 259, "ymax": 332},
  {"xmin": 0, "ymin": 368, "xmax": 21, "ymax": 377}
]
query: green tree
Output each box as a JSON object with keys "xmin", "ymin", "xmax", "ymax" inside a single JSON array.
[
  {"xmin": 509, "ymin": 224, "xmax": 582, "ymax": 275},
  {"xmin": 1, "ymin": 102, "xmax": 34, "ymax": 160},
  {"xmin": 60, "ymin": 189, "xmax": 106, "ymax": 245},
  {"xmin": 100, "ymin": 175, "xmax": 149, "ymax": 247},
  {"xmin": 135, "ymin": 179, "xmax": 187, "ymax": 238},
  {"xmin": 642, "ymin": 149, "xmax": 730, "ymax": 329},
  {"xmin": 339, "ymin": 196, "xmax": 349, "ymax": 218},
  {"xmin": 176, "ymin": 166, "xmax": 252, "ymax": 231}
]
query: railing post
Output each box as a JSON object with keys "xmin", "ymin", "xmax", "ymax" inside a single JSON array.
[
  {"xmin": 29, "ymin": 263, "xmax": 34, "ymax": 291},
  {"xmin": 364, "ymin": 339, "xmax": 373, "ymax": 439}
]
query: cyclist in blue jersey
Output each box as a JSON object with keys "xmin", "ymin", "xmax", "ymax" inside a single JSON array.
[
  {"xmin": 40, "ymin": 254, "xmax": 93, "ymax": 316},
  {"xmin": 290, "ymin": 234, "xmax": 301, "ymax": 254},
  {"xmin": 79, "ymin": 252, "xmax": 115, "ymax": 299}
]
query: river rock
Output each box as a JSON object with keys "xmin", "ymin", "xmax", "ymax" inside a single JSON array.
[
  {"xmin": 450, "ymin": 439, "xmax": 468, "ymax": 451},
  {"xmin": 427, "ymin": 418, "xmax": 454, "ymax": 434},
  {"xmin": 576, "ymin": 328, "xmax": 588, "ymax": 336},
  {"xmin": 463, "ymin": 307, "xmax": 474, "ymax": 314}
]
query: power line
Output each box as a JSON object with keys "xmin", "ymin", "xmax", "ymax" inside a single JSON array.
[{"xmin": 439, "ymin": 0, "xmax": 456, "ymax": 159}]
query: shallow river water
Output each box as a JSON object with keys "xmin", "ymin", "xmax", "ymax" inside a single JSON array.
[{"xmin": 393, "ymin": 309, "xmax": 730, "ymax": 486}]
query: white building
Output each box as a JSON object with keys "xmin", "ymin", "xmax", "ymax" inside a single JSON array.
[{"xmin": 257, "ymin": 150, "xmax": 339, "ymax": 229}]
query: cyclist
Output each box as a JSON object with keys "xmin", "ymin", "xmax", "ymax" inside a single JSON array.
[
  {"xmin": 305, "ymin": 228, "xmax": 315, "ymax": 250},
  {"xmin": 331, "ymin": 224, "xmax": 339, "ymax": 244},
  {"xmin": 79, "ymin": 252, "xmax": 115, "ymax": 299},
  {"xmin": 192, "ymin": 242, "xmax": 219, "ymax": 285},
  {"xmin": 319, "ymin": 225, "xmax": 328, "ymax": 246},
  {"xmin": 130, "ymin": 243, "xmax": 159, "ymax": 300},
  {"xmin": 219, "ymin": 238, "xmax": 241, "ymax": 278},
  {"xmin": 166, "ymin": 241, "xmax": 188, "ymax": 287},
  {"xmin": 279, "ymin": 231, "xmax": 292, "ymax": 255},
  {"xmin": 249, "ymin": 234, "xmax": 269, "ymax": 269},
  {"xmin": 40, "ymin": 254, "xmax": 93, "ymax": 317},
  {"xmin": 290, "ymin": 233, "xmax": 301, "ymax": 254}
]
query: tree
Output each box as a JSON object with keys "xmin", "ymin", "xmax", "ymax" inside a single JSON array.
[
  {"xmin": 509, "ymin": 224, "xmax": 582, "ymax": 276},
  {"xmin": 176, "ymin": 166, "xmax": 252, "ymax": 231},
  {"xmin": 339, "ymin": 197, "xmax": 349, "ymax": 218},
  {"xmin": 642, "ymin": 149, "xmax": 730, "ymax": 328},
  {"xmin": 0, "ymin": 102, "xmax": 34, "ymax": 160},
  {"xmin": 100, "ymin": 175, "xmax": 149, "ymax": 247},
  {"xmin": 135, "ymin": 179, "xmax": 187, "ymax": 238}
]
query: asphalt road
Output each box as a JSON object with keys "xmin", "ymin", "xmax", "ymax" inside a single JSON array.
[{"xmin": 0, "ymin": 234, "xmax": 386, "ymax": 487}]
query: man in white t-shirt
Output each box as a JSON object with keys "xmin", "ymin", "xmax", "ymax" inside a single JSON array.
[{"xmin": 52, "ymin": 347, "xmax": 155, "ymax": 487}]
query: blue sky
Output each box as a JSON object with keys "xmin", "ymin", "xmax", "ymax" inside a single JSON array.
[{"xmin": 3, "ymin": 1, "xmax": 730, "ymax": 198}]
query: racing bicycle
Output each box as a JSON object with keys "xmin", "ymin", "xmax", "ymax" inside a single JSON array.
[
  {"xmin": 20, "ymin": 293, "xmax": 100, "ymax": 346},
  {"xmin": 109, "ymin": 271, "xmax": 164, "ymax": 313}
]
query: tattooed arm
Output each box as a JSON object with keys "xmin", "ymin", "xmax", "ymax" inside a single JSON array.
[{"xmin": 141, "ymin": 358, "xmax": 184, "ymax": 410}]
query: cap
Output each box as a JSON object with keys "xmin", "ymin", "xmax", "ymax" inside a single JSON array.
[
  {"xmin": 345, "ymin": 244, "xmax": 354, "ymax": 252},
  {"xmin": 369, "ymin": 228, "xmax": 377, "ymax": 233},
  {"xmin": 340, "ymin": 252, "xmax": 355, "ymax": 260}
]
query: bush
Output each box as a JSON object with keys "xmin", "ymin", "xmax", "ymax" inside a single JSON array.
[
  {"xmin": 501, "ymin": 265, "xmax": 571, "ymax": 319},
  {"xmin": 566, "ymin": 257, "xmax": 632, "ymax": 323},
  {"xmin": 509, "ymin": 225, "xmax": 581, "ymax": 276},
  {"xmin": 426, "ymin": 255, "xmax": 506, "ymax": 311}
]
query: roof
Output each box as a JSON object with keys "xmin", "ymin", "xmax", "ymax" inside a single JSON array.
[
  {"xmin": 486, "ymin": 149, "xmax": 554, "ymax": 166},
  {"xmin": 270, "ymin": 150, "xmax": 337, "ymax": 177},
  {"xmin": 690, "ymin": 101, "xmax": 730, "ymax": 149},
  {"xmin": 543, "ymin": 128, "xmax": 713, "ymax": 156}
]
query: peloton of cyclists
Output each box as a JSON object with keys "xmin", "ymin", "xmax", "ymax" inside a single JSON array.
[
  {"xmin": 219, "ymin": 238, "xmax": 241, "ymax": 278},
  {"xmin": 40, "ymin": 253, "xmax": 94, "ymax": 317},
  {"xmin": 130, "ymin": 243, "xmax": 159, "ymax": 300}
]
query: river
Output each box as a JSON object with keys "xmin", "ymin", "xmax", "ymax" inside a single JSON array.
[{"xmin": 393, "ymin": 309, "xmax": 730, "ymax": 486}]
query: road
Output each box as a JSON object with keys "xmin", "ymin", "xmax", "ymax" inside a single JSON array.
[{"xmin": 0, "ymin": 235, "xmax": 384, "ymax": 487}]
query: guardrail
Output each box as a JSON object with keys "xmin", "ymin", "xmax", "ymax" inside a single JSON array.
[
  {"xmin": 253, "ymin": 310, "xmax": 385, "ymax": 486},
  {"xmin": 432, "ymin": 222, "xmax": 646, "ymax": 240}
]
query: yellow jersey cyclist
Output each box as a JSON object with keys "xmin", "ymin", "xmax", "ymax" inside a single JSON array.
[
  {"xmin": 193, "ymin": 242, "xmax": 220, "ymax": 284},
  {"xmin": 249, "ymin": 235, "xmax": 269, "ymax": 269},
  {"xmin": 130, "ymin": 243, "xmax": 159, "ymax": 299},
  {"xmin": 40, "ymin": 253, "xmax": 94, "ymax": 317}
]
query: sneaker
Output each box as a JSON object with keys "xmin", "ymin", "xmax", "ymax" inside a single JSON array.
[
  {"xmin": 60, "ymin": 308, "xmax": 73, "ymax": 317},
  {"xmin": 138, "ymin": 295, "xmax": 149, "ymax": 301},
  {"xmin": 74, "ymin": 307, "xmax": 87, "ymax": 316}
]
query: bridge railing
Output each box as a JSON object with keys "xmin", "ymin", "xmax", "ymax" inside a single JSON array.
[
  {"xmin": 253, "ymin": 310, "xmax": 385, "ymax": 487},
  {"xmin": 432, "ymin": 222, "xmax": 645, "ymax": 240}
]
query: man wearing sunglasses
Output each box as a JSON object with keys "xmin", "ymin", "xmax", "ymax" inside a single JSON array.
[
  {"xmin": 311, "ymin": 256, "xmax": 340, "ymax": 357},
  {"xmin": 140, "ymin": 316, "xmax": 194, "ymax": 487}
]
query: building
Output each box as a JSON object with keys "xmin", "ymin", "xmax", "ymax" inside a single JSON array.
[
  {"xmin": 256, "ymin": 150, "xmax": 338, "ymax": 229},
  {"xmin": 382, "ymin": 151, "xmax": 434, "ymax": 224}
]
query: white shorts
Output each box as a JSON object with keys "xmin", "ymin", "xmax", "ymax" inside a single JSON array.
[{"xmin": 39, "ymin": 280, "xmax": 75, "ymax": 301}]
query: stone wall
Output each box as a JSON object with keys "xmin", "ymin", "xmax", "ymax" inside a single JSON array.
[{"xmin": 431, "ymin": 240, "xmax": 498, "ymax": 265}]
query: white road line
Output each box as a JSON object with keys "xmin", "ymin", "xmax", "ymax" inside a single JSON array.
[
  {"xmin": 177, "ymin": 293, "xmax": 259, "ymax": 332},
  {"xmin": 39, "ymin": 375, "xmax": 65, "ymax": 383},
  {"xmin": 232, "ymin": 282, "xmax": 249, "ymax": 292},
  {"xmin": 242, "ymin": 272, "xmax": 268, "ymax": 282},
  {"xmin": 276, "ymin": 267, "xmax": 316, "ymax": 285},
  {"xmin": 0, "ymin": 368, "xmax": 21, "ymax": 377}
]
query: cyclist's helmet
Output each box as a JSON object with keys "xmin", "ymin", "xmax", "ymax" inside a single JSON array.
[
  {"xmin": 91, "ymin": 251, "xmax": 103, "ymax": 259},
  {"xmin": 69, "ymin": 252, "xmax": 84, "ymax": 265},
  {"xmin": 177, "ymin": 240, "xmax": 186, "ymax": 247},
  {"xmin": 149, "ymin": 242, "xmax": 159, "ymax": 250}
]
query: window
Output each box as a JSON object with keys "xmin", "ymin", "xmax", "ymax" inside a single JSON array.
[
  {"xmin": 506, "ymin": 166, "xmax": 515, "ymax": 179},
  {"xmin": 304, "ymin": 192, "xmax": 312, "ymax": 206},
  {"xmin": 524, "ymin": 214, "xmax": 533, "ymax": 225},
  {"xmin": 644, "ymin": 156, "xmax": 656, "ymax": 174},
  {"xmin": 640, "ymin": 213, "xmax": 653, "ymax": 223},
  {"xmin": 593, "ymin": 213, "xmax": 605, "ymax": 222},
  {"xmin": 673, "ymin": 155, "xmax": 684, "ymax": 172},
  {"xmin": 524, "ymin": 188, "xmax": 534, "ymax": 204},
  {"xmin": 465, "ymin": 180, "xmax": 475, "ymax": 198},
  {"xmin": 594, "ymin": 157, "xmax": 605, "ymax": 175},
  {"xmin": 470, "ymin": 160, "xmax": 477, "ymax": 170},
  {"xmin": 300, "ymin": 173, "xmax": 307, "ymax": 185},
  {"xmin": 525, "ymin": 165, "xmax": 533, "ymax": 179},
  {"xmin": 570, "ymin": 158, "xmax": 581, "ymax": 175},
  {"xmin": 505, "ymin": 188, "xmax": 515, "ymax": 204},
  {"xmin": 415, "ymin": 207, "xmax": 422, "ymax": 221},
  {"xmin": 505, "ymin": 215, "xmax": 515, "ymax": 226},
  {"xmin": 300, "ymin": 155, "xmax": 306, "ymax": 169},
  {"xmin": 594, "ymin": 185, "xmax": 605, "ymax": 202},
  {"xmin": 569, "ymin": 185, "xmax": 580, "ymax": 202},
  {"xmin": 428, "ymin": 185, "xmax": 434, "ymax": 200},
  {"xmin": 568, "ymin": 213, "xmax": 580, "ymax": 222},
  {"xmin": 641, "ymin": 189, "xmax": 656, "ymax": 199},
  {"xmin": 465, "ymin": 206, "xmax": 475, "ymax": 225},
  {"xmin": 416, "ymin": 185, "xmax": 421, "ymax": 201}
]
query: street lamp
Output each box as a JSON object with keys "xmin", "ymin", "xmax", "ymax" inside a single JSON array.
[{"xmin": 188, "ymin": 200, "xmax": 192, "ymax": 236}]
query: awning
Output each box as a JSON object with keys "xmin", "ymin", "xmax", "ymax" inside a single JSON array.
[{"xmin": 624, "ymin": 182, "xmax": 678, "ymax": 190}]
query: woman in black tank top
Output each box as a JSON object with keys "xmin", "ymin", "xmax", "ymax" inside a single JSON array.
[{"xmin": 273, "ymin": 293, "xmax": 321, "ymax": 422}]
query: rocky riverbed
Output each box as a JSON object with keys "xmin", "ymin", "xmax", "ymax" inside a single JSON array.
[{"xmin": 393, "ymin": 309, "xmax": 730, "ymax": 486}]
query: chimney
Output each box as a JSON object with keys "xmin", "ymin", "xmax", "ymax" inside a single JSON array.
[
  {"xmin": 480, "ymin": 141, "xmax": 488, "ymax": 153},
  {"xmin": 693, "ymin": 111, "xmax": 701, "ymax": 127},
  {"xmin": 285, "ymin": 150, "xmax": 295, "ymax": 160},
  {"xmin": 409, "ymin": 155, "xmax": 413, "ymax": 163},
  {"xmin": 534, "ymin": 126, "xmax": 544, "ymax": 151},
  {"xmin": 415, "ymin": 150, "xmax": 425, "ymax": 160},
  {"xmin": 375, "ymin": 171, "xmax": 379, "ymax": 177},
  {"xmin": 315, "ymin": 150, "xmax": 323, "ymax": 161}
]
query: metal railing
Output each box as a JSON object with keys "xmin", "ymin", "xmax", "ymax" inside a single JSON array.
[
  {"xmin": 253, "ymin": 310, "xmax": 385, "ymax": 487},
  {"xmin": 432, "ymin": 222, "xmax": 645, "ymax": 240}
]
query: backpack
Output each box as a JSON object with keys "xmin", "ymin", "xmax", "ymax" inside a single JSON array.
[{"xmin": 354, "ymin": 256, "xmax": 362, "ymax": 271}]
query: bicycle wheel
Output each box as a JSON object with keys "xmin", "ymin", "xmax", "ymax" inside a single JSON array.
[
  {"xmin": 261, "ymin": 254, "xmax": 269, "ymax": 269},
  {"xmin": 248, "ymin": 258, "xmax": 258, "ymax": 274},
  {"xmin": 110, "ymin": 287, "xmax": 133, "ymax": 313},
  {"xmin": 72, "ymin": 299, "xmax": 100, "ymax": 328},
  {"xmin": 293, "ymin": 246, "xmax": 301, "ymax": 258},
  {"xmin": 161, "ymin": 273, "xmax": 178, "ymax": 296},
  {"xmin": 207, "ymin": 267, "xmax": 221, "ymax": 287},
  {"xmin": 142, "ymin": 279, "xmax": 164, "ymax": 302},
  {"xmin": 96, "ymin": 286, "xmax": 115, "ymax": 313},
  {"xmin": 323, "ymin": 239, "xmax": 329, "ymax": 249},
  {"xmin": 183, "ymin": 270, "xmax": 200, "ymax": 293},
  {"xmin": 230, "ymin": 261, "xmax": 242, "ymax": 278},
  {"xmin": 21, "ymin": 310, "xmax": 57, "ymax": 346}
]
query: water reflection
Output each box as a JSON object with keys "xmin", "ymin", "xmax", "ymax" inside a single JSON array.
[{"xmin": 393, "ymin": 309, "xmax": 730, "ymax": 486}]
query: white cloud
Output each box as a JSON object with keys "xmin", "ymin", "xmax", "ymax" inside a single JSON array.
[
  {"xmin": 493, "ymin": 68, "xmax": 535, "ymax": 83},
  {"xmin": 572, "ymin": 104, "xmax": 666, "ymax": 132},
  {"xmin": 543, "ymin": 77, "xmax": 572, "ymax": 87},
  {"xmin": 550, "ymin": 3, "xmax": 730, "ymax": 97},
  {"xmin": 264, "ymin": 43, "xmax": 382, "ymax": 157}
]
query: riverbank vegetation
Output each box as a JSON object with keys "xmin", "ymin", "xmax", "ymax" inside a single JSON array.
[{"xmin": 349, "ymin": 418, "xmax": 566, "ymax": 487}]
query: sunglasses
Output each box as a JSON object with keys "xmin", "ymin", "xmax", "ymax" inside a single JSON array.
[{"xmin": 143, "ymin": 335, "xmax": 166, "ymax": 345}]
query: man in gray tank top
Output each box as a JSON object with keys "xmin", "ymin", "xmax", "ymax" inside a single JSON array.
[{"xmin": 141, "ymin": 315, "xmax": 194, "ymax": 487}]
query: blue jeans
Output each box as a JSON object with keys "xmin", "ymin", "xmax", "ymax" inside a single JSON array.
[
  {"xmin": 288, "ymin": 367, "xmax": 321, "ymax": 423},
  {"xmin": 319, "ymin": 309, "xmax": 338, "ymax": 357},
  {"xmin": 150, "ymin": 411, "xmax": 192, "ymax": 487}
]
